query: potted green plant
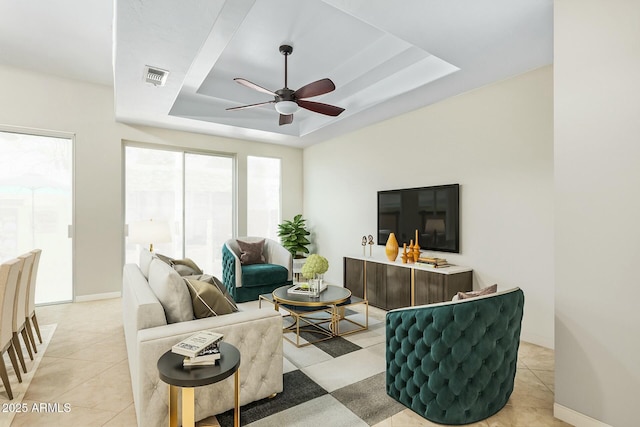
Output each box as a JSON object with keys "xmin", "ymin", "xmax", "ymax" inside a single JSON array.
[{"xmin": 277, "ymin": 214, "xmax": 311, "ymax": 259}]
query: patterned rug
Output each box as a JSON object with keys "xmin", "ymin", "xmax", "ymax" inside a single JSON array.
[{"xmin": 213, "ymin": 310, "xmax": 406, "ymax": 427}]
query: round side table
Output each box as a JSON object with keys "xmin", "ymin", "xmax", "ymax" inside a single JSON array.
[{"xmin": 157, "ymin": 341, "xmax": 241, "ymax": 427}]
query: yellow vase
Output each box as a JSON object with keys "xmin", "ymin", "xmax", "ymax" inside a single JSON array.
[{"xmin": 385, "ymin": 233, "xmax": 399, "ymax": 261}]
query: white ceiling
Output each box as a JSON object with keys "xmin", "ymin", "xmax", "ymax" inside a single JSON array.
[{"xmin": 0, "ymin": 0, "xmax": 553, "ymax": 148}]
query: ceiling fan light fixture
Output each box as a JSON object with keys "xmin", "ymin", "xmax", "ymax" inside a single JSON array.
[{"xmin": 274, "ymin": 100, "xmax": 299, "ymax": 115}]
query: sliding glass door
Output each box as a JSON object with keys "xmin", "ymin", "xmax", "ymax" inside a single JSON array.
[
  {"xmin": 0, "ymin": 130, "xmax": 73, "ymax": 304},
  {"xmin": 247, "ymin": 156, "xmax": 281, "ymax": 240},
  {"xmin": 184, "ymin": 153, "xmax": 233, "ymax": 275},
  {"xmin": 125, "ymin": 145, "xmax": 233, "ymax": 277}
]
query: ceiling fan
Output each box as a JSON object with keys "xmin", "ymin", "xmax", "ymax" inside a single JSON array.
[{"xmin": 226, "ymin": 44, "xmax": 345, "ymax": 126}]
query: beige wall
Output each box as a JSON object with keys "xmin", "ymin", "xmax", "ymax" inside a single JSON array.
[
  {"xmin": 0, "ymin": 65, "xmax": 303, "ymax": 299},
  {"xmin": 304, "ymin": 66, "xmax": 554, "ymax": 348},
  {"xmin": 554, "ymin": 1, "xmax": 640, "ymax": 426}
]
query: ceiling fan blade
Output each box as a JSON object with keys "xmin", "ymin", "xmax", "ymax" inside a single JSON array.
[
  {"xmin": 226, "ymin": 101, "xmax": 274, "ymax": 111},
  {"xmin": 279, "ymin": 114, "xmax": 293, "ymax": 126},
  {"xmin": 233, "ymin": 78, "xmax": 276, "ymax": 96},
  {"xmin": 293, "ymin": 78, "xmax": 336, "ymax": 99},
  {"xmin": 297, "ymin": 100, "xmax": 345, "ymax": 117}
]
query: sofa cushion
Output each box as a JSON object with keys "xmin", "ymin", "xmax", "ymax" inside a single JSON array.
[
  {"xmin": 241, "ymin": 263, "xmax": 289, "ymax": 288},
  {"xmin": 184, "ymin": 277, "xmax": 237, "ymax": 318},
  {"xmin": 147, "ymin": 258, "xmax": 194, "ymax": 323},
  {"xmin": 237, "ymin": 239, "xmax": 266, "ymax": 265}
]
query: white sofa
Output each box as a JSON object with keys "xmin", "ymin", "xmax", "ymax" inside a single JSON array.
[{"xmin": 122, "ymin": 250, "xmax": 283, "ymax": 427}]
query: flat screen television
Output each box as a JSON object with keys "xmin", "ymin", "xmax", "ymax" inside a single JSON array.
[{"xmin": 377, "ymin": 184, "xmax": 459, "ymax": 253}]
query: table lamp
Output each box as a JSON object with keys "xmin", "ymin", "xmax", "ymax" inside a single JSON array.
[{"xmin": 128, "ymin": 219, "xmax": 171, "ymax": 252}]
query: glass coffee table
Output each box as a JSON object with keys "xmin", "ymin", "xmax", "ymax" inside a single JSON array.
[{"xmin": 260, "ymin": 284, "xmax": 368, "ymax": 347}]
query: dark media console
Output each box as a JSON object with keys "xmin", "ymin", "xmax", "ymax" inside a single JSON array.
[{"xmin": 343, "ymin": 256, "xmax": 472, "ymax": 310}]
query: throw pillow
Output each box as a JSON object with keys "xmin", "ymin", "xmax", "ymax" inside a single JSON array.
[
  {"xmin": 186, "ymin": 274, "xmax": 238, "ymax": 312},
  {"xmin": 455, "ymin": 284, "xmax": 498, "ymax": 300},
  {"xmin": 172, "ymin": 258, "xmax": 203, "ymax": 276},
  {"xmin": 147, "ymin": 258, "xmax": 194, "ymax": 323},
  {"xmin": 184, "ymin": 277, "xmax": 237, "ymax": 318},
  {"xmin": 155, "ymin": 253, "xmax": 203, "ymax": 276},
  {"xmin": 139, "ymin": 248, "xmax": 154, "ymax": 279},
  {"xmin": 237, "ymin": 239, "xmax": 266, "ymax": 265}
]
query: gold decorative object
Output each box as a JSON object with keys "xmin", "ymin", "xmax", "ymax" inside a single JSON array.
[
  {"xmin": 401, "ymin": 243, "xmax": 408, "ymax": 264},
  {"xmin": 385, "ymin": 233, "xmax": 399, "ymax": 261},
  {"xmin": 361, "ymin": 236, "xmax": 367, "ymax": 256},
  {"xmin": 413, "ymin": 229, "xmax": 421, "ymax": 261},
  {"xmin": 367, "ymin": 235, "xmax": 374, "ymax": 257},
  {"xmin": 408, "ymin": 239, "xmax": 415, "ymax": 263}
]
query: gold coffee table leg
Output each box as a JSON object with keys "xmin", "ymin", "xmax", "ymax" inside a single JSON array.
[
  {"xmin": 168, "ymin": 385, "xmax": 178, "ymax": 427},
  {"xmin": 234, "ymin": 369, "xmax": 240, "ymax": 427},
  {"xmin": 182, "ymin": 387, "xmax": 195, "ymax": 427}
]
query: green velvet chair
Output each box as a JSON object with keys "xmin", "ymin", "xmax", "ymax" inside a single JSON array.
[
  {"xmin": 221, "ymin": 237, "xmax": 292, "ymax": 303},
  {"xmin": 386, "ymin": 288, "xmax": 524, "ymax": 425}
]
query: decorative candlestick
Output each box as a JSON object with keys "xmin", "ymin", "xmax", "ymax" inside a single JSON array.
[
  {"xmin": 408, "ymin": 239, "xmax": 415, "ymax": 263},
  {"xmin": 362, "ymin": 236, "xmax": 367, "ymax": 256},
  {"xmin": 401, "ymin": 243, "xmax": 408, "ymax": 263},
  {"xmin": 367, "ymin": 235, "xmax": 374, "ymax": 257}
]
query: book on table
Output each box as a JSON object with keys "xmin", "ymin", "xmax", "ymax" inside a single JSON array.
[
  {"xmin": 416, "ymin": 257, "xmax": 450, "ymax": 267},
  {"xmin": 172, "ymin": 330, "xmax": 224, "ymax": 358},
  {"xmin": 183, "ymin": 344, "xmax": 221, "ymax": 367},
  {"xmin": 287, "ymin": 281, "xmax": 328, "ymax": 295}
]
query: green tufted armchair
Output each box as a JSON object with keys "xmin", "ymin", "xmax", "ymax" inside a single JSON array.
[
  {"xmin": 386, "ymin": 288, "xmax": 524, "ymax": 425},
  {"xmin": 222, "ymin": 237, "xmax": 293, "ymax": 303}
]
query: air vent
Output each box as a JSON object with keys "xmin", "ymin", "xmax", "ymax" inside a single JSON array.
[{"xmin": 144, "ymin": 66, "xmax": 169, "ymax": 86}]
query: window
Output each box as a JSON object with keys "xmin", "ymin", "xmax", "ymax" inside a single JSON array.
[
  {"xmin": 125, "ymin": 145, "xmax": 233, "ymax": 277},
  {"xmin": 247, "ymin": 156, "xmax": 281, "ymax": 240},
  {"xmin": 0, "ymin": 130, "xmax": 73, "ymax": 304}
]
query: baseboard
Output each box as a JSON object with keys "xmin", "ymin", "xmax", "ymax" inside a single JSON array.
[
  {"xmin": 554, "ymin": 403, "xmax": 613, "ymax": 427},
  {"xmin": 520, "ymin": 331, "xmax": 554, "ymax": 350},
  {"xmin": 75, "ymin": 291, "xmax": 121, "ymax": 302}
]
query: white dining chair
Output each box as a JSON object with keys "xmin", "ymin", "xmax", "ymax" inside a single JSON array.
[
  {"xmin": 13, "ymin": 253, "xmax": 34, "ymax": 371},
  {"xmin": 24, "ymin": 249, "xmax": 42, "ymax": 349},
  {"xmin": 0, "ymin": 258, "xmax": 24, "ymax": 399}
]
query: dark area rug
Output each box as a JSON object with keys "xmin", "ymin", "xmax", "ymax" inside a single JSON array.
[
  {"xmin": 217, "ymin": 370, "xmax": 328, "ymax": 427},
  {"xmin": 299, "ymin": 333, "xmax": 362, "ymax": 358}
]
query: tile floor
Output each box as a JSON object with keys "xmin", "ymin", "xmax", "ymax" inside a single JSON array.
[{"xmin": 0, "ymin": 298, "xmax": 570, "ymax": 426}]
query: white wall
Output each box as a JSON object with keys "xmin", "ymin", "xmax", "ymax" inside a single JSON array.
[
  {"xmin": 304, "ymin": 66, "xmax": 554, "ymax": 348},
  {"xmin": 554, "ymin": 1, "xmax": 640, "ymax": 426},
  {"xmin": 0, "ymin": 65, "xmax": 303, "ymax": 299}
]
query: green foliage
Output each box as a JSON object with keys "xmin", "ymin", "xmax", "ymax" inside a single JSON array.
[
  {"xmin": 277, "ymin": 214, "xmax": 310, "ymax": 258},
  {"xmin": 301, "ymin": 254, "xmax": 329, "ymax": 279}
]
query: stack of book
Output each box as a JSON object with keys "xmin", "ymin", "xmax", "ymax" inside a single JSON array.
[
  {"xmin": 287, "ymin": 281, "xmax": 328, "ymax": 295},
  {"xmin": 417, "ymin": 256, "xmax": 450, "ymax": 268},
  {"xmin": 172, "ymin": 330, "xmax": 224, "ymax": 367}
]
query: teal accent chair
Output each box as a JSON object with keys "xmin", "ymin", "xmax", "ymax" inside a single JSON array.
[
  {"xmin": 222, "ymin": 237, "xmax": 292, "ymax": 303},
  {"xmin": 386, "ymin": 288, "xmax": 524, "ymax": 425}
]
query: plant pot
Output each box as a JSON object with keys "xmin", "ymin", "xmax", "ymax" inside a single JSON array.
[{"xmin": 293, "ymin": 257, "xmax": 306, "ymax": 272}]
